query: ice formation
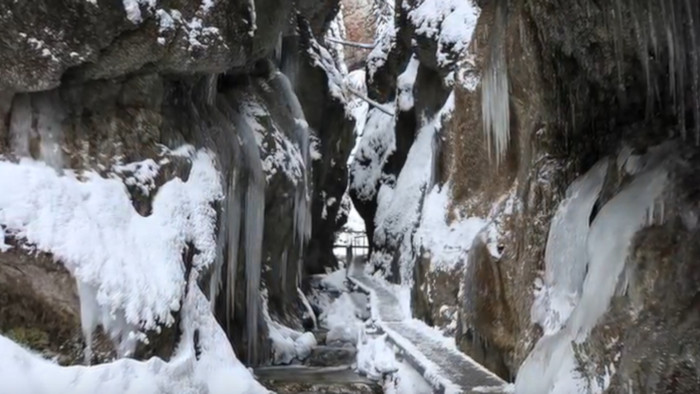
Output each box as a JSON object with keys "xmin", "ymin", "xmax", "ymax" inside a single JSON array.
[
  {"xmin": 269, "ymin": 71, "xmax": 313, "ymax": 281},
  {"xmin": 516, "ymin": 148, "xmax": 670, "ymax": 394},
  {"xmin": 531, "ymin": 159, "xmax": 609, "ymax": 335},
  {"xmin": 8, "ymin": 92, "xmax": 65, "ymax": 169},
  {"xmin": 227, "ymin": 99, "xmax": 267, "ymax": 364},
  {"xmin": 262, "ymin": 290, "xmax": 317, "ymax": 365},
  {"xmin": 0, "ymin": 147, "xmax": 222, "ymax": 358},
  {"xmin": 0, "ymin": 280, "xmax": 267, "ymax": 394},
  {"xmin": 481, "ymin": 0, "xmax": 509, "ymax": 165}
]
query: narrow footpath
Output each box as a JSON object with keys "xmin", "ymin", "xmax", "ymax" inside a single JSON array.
[{"xmin": 348, "ymin": 264, "xmax": 511, "ymax": 394}]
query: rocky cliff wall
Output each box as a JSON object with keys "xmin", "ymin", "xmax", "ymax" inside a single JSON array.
[
  {"xmin": 0, "ymin": 0, "xmax": 353, "ymax": 367},
  {"xmin": 349, "ymin": 0, "xmax": 700, "ymax": 391}
]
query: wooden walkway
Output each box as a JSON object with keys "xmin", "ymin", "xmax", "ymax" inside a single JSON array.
[{"xmin": 348, "ymin": 271, "xmax": 511, "ymax": 394}]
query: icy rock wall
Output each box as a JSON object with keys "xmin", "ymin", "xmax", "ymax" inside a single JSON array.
[
  {"xmin": 349, "ymin": 0, "xmax": 700, "ymax": 389},
  {"xmin": 0, "ymin": 0, "xmax": 351, "ymax": 371}
]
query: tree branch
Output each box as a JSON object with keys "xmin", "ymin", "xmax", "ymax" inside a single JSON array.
[
  {"xmin": 325, "ymin": 37, "xmax": 376, "ymax": 49},
  {"xmin": 346, "ymin": 86, "xmax": 395, "ymax": 116}
]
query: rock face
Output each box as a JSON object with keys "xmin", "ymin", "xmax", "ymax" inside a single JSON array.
[
  {"xmin": 0, "ymin": 0, "xmax": 353, "ymax": 369},
  {"xmin": 350, "ymin": 0, "xmax": 700, "ymax": 391}
]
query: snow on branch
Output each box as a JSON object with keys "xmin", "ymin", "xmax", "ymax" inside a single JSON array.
[
  {"xmin": 325, "ymin": 37, "xmax": 376, "ymax": 49},
  {"xmin": 346, "ymin": 86, "xmax": 394, "ymax": 116}
]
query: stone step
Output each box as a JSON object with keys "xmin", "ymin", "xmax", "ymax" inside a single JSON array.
[{"xmin": 306, "ymin": 346, "xmax": 358, "ymax": 367}]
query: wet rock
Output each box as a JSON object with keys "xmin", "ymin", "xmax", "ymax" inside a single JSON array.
[
  {"xmin": 307, "ymin": 346, "xmax": 358, "ymax": 367},
  {"xmin": 0, "ymin": 242, "xmax": 82, "ymax": 364}
]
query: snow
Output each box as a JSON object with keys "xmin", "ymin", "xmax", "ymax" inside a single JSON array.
[
  {"xmin": 345, "ymin": 70, "xmax": 370, "ymax": 165},
  {"xmin": 0, "ymin": 227, "xmax": 9, "ymax": 252},
  {"xmin": 306, "ymin": 35, "xmax": 349, "ymax": 104},
  {"xmin": 321, "ymin": 292, "xmax": 364, "ymax": 346},
  {"xmin": 380, "ymin": 323, "xmax": 462, "ymax": 394},
  {"xmin": 408, "ymin": 0, "xmax": 481, "ymax": 68},
  {"xmin": 348, "ymin": 108, "xmax": 396, "ymax": 201},
  {"xmin": 155, "ymin": 9, "xmax": 175, "ymax": 32},
  {"xmin": 262, "ymin": 290, "xmax": 317, "ymax": 365},
  {"xmin": 0, "ymin": 148, "xmax": 221, "ymax": 345},
  {"xmin": 239, "ymin": 93, "xmax": 305, "ymax": 183},
  {"xmin": 0, "ymin": 282, "xmax": 267, "ymax": 394},
  {"xmin": 154, "ymin": 9, "xmax": 225, "ymax": 51},
  {"xmin": 397, "ymin": 56, "xmax": 419, "ymax": 111},
  {"xmin": 414, "ymin": 184, "xmax": 486, "ymax": 272},
  {"xmin": 246, "ymin": 0, "xmax": 256, "ymax": 36},
  {"xmin": 366, "ymin": 16, "xmax": 396, "ymax": 82},
  {"xmin": 356, "ymin": 334, "xmax": 398, "ymax": 380},
  {"xmin": 385, "ymin": 360, "xmax": 434, "ymax": 394},
  {"xmin": 122, "ymin": 0, "xmax": 155, "ymax": 24},
  {"xmin": 516, "ymin": 147, "xmax": 670, "ymax": 394},
  {"xmin": 531, "ymin": 159, "xmax": 609, "ymax": 335},
  {"xmin": 325, "ymin": 5, "xmax": 349, "ymax": 75},
  {"xmin": 200, "ymin": 0, "xmax": 215, "ymax": 13},
  {"xmin": 320, "ymin": 268, "xmax": 349, "ymax": 292},
  {"xmin": 374, "ymin": 92, "xmax": 455, "ymax": 285}
]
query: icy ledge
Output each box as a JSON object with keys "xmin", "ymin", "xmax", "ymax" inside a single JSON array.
[
  {"xmin": 0, "ymin": 280, "xmax": 268, "ymax": 394},
  {"xmin": 0, "ymin": 146, "xmax": 267, "ymax": 392},
  {"xmin": 0, "ymin": 147, "xmax": 222, "ymax": 356}
]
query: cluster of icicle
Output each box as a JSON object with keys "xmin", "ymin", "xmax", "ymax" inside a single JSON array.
[
  {"xmin": 481, "ymin": 0, "xmax": 700, "ymax": 165},
  {"xmin": 208, "ymin": 70, "xmax": 312, "ymax": 364},
  {"xmin": 608, "ymin": 0, "xmax": 700, "ymax": 143},
  {"xmin": 481, "ymin": 0, "xmax": 509, "ymax": 166}
]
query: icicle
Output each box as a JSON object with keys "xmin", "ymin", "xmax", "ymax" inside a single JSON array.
[
  {"xmin": 8, "ymin": 94, "xmax": 32, "ymax": 158},
  {"xmin": 631, "ymin": 0, "xmax": 654, "ymax": 117},
  {"xmin": 246, "ymin": 0, "xmax": 256, "ymax": 36},
  {"xmin": 77, "ymin": 281, "xmax": 99, "ymax": 365},
  {"xmin": 225, "ymin": 170, "xmax": 242, "ymax": 328},
  {"xmin": 297, "ymin": 287, "xmax": 317, "ymax": 330},
  {"xmin": 204, "ymin": 74, "xmax": 218, "ymax": 106},
  {"xmin": 683, "ymin": 0, "xmax": 700, "ymax": 145},
  {"xmin": 481, "ymin": 0, "xmax": 509, "ymax": 166},
  {"xmin": 34, "ymin": 92, "xmax": 65, "ymax": 170},
  {"xmin": 270, "ymin": 71, "xmax": 305, "ymax": 121},
  {"xmin": 77, "ymin": 281, "xmax": 140, "ymax": 363},
  {"xmin": 234, "ymin": 107, "xmax": 265, "ymax": 365},
  {"xmin": 612, "ymin": 0, "xmax": 625, "ymax": 91},
  {"xmin": 280, "ymin": 248, "xmax": 288, "ymax": 295},
  {"xmin": 270, "ymin": 71, "xmax": 313, "ymax": 279}
]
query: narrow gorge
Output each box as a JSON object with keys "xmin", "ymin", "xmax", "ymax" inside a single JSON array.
[{"xmin": 0, "ymin": 0, "xmax": 698, "ymax": 393}]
